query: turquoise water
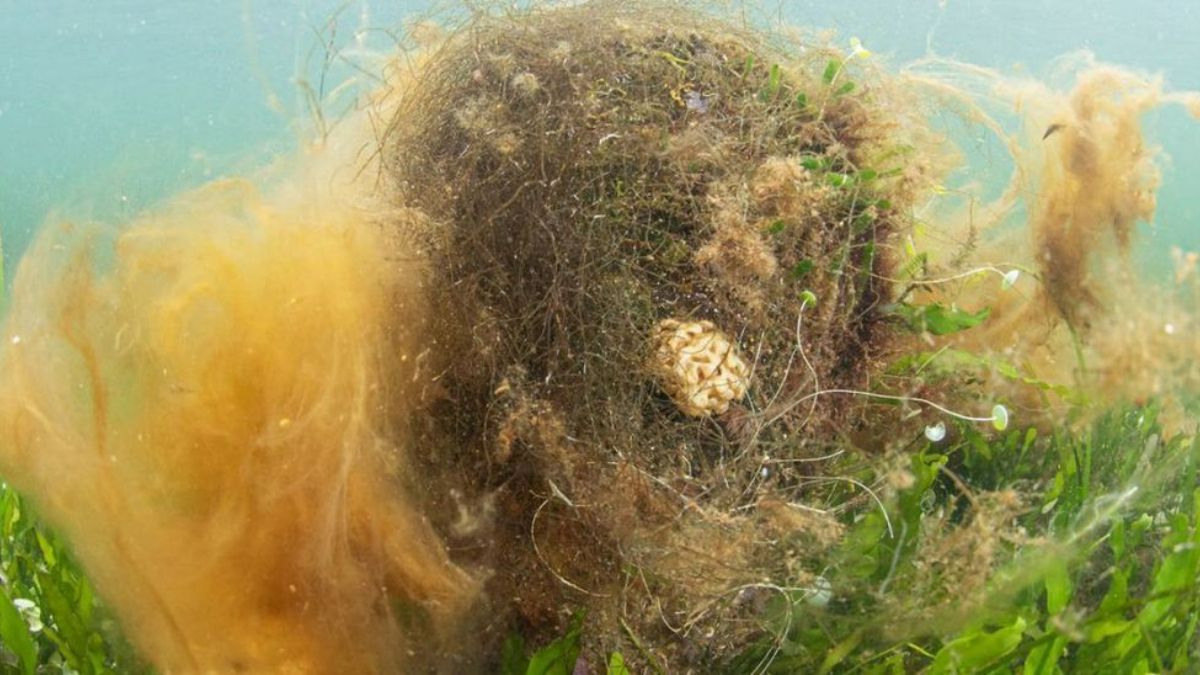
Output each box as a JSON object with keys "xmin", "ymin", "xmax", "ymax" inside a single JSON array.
[{"xmin": 2, "ymin": 0, "xmax": 1198, "ymax": 279}]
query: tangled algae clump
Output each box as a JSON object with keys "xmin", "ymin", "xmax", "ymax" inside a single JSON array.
[{"xmin": 382, "ymin": 0, "xmax": 932, "ymax": 663}]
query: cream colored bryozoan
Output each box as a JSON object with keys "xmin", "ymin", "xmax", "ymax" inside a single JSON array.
[{"xmin": 651, "ymin": 319, "xmax": 750, "ymax": 417}]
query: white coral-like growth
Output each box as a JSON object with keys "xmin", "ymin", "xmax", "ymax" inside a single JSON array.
[{"xmin": 651, "ymin": 319, "xmax": 750, "ymax": 417}]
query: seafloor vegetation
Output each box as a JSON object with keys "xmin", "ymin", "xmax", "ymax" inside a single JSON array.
[
  {"xmin": 4, "ymin": 405, "xmax": 1200, "ymax": 673},
  {"xmin": 2, "ymin": 1, "xmax": 1200, "ymax": 673}
]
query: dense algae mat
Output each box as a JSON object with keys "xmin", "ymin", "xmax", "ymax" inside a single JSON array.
[
  {"xmin": 386, "ymin": 0, "xmax": 916, "ymax": 658},
  {"xmin": 371, "ymin": 2, "xmax": 1200, "ymax": 668},
  {"xmin": 385, "ymin": 0, "xmax": 929, "ymax": 664},
  {"xmin": 2, "ymin": 1, "xmax": 1200, "ymax": 673}
]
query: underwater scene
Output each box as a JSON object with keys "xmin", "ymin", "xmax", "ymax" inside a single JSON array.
[{"xmin": 1, "ymin": 1, "xmax": 1200, "ymax": 673}]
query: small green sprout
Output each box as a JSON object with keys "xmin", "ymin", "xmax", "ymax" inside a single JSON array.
[
  {"xmin": 826, "ymin": 172, "xmax": 850, "ymax": 188},
  {"xmin": 759, "ymin": 63, "xmax": 783, "ymax": 101},
  {"xmin": 800, "ymin": 156, "xmax": 828, "ymax": 171},
  {"xmin": 790, "ymin": 259, "xmax": 815, "ymax": 281},
  {"xmin": 819, "ymin": 38, "xmax": 867, "ymax": 96},
  {"xmin": 848, "ymin": 37, "xmax": 871, "ymax": 60},
  {"xmin": 822, "ymin": 59, "xmax": 842, "ymax": 85},
  {"xmin": 895, "ymin": 302, "xmax": 990, "ymax": 336}
]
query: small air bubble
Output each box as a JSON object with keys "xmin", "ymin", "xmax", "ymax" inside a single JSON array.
[
  {"xmin": 992, "ymin": 404, "xmax": 1009, "ymax": 431},
  {"xmin": 1001, "ymin": 269, "xmax": 1020, "ymax": 290},
  {"xmin": 684, "ymin": 90, "xmax": 709, "ymax": 114},
  {"xmin": 9, "ymin": 335, "xmax": 20, "ymax": 345},
  {"xmin": 924, "ymin": 421, "xmax": 947, "ymax": 442},
  {"xmin": 806, "ymin": 576, "xmax": 833, "ymax": 607}
]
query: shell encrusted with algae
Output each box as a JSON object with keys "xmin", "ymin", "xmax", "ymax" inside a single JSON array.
[{"xmin": 651, "ymin": 319, "xmax": 750, "ymax": 417}]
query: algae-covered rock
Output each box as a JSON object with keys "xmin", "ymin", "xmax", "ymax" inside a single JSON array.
[{"xmin": 382, "ymin": 0, "xmax": 926, "ymax": 664}]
